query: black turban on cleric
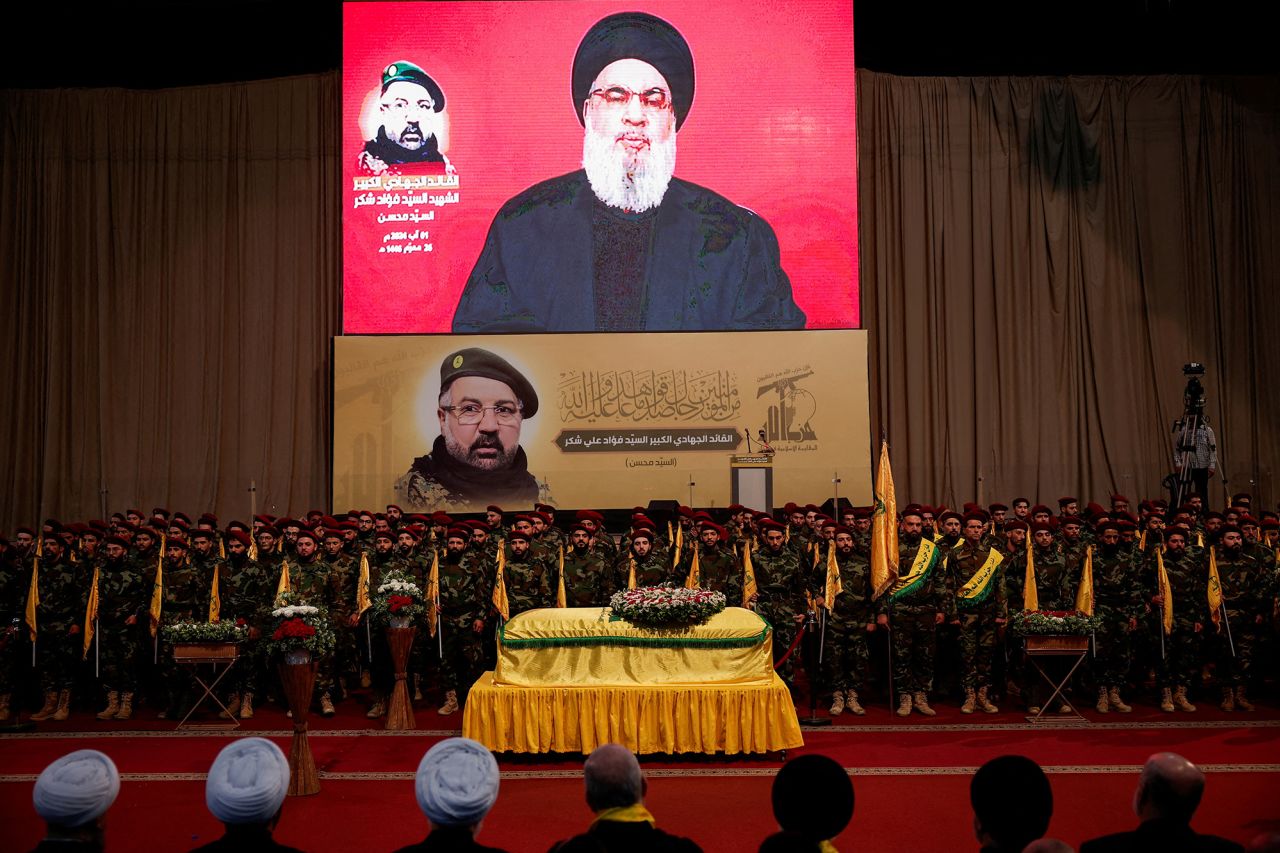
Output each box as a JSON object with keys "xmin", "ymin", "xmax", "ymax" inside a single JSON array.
[
  {"xmin": 571, "ymin": 11, "xmax": 695, "ymax": 131},
  {"xmin": 771, "ymin": 754, "xmax": 855, "ymax": 842}
]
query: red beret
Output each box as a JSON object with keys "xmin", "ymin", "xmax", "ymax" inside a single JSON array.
[
  {"xmin": 938, "ymin": 511, "xmax": 963, "ymax": 524},
  {"xmin": 1057, "ymin": 496, "xmax": 1077, "ymax": 506},
  {"xmin": 189, "ymin": 529, "xmax": 216, "ymax": 542},
  {"xmin": 759, "ymin": 519, "xmax": 786, "ymax": 533},
  {"xmin": 1096, "ymin": 520, "xmax": 1122, "ymax": 534},
  {"xmin": 1004, "ymin": 519, "xmax": 1029, "ymax": 531},
  {"xmin": 962, "ymin": 511, "xmax": 986, "ymax": 524},
  {"xmin": 699, "ymin": 522, "xmax": 726, "ymax": 539},
  {"xmin": 1029, "ymin": 521, "xmax": 1054, "ymax": 534},
  {"xmin": 629, "ymin": 528, "xmax": 654, "ymax": 542},
  {"xmin": 507, "ymin": 530, "xmax": 531, "ymax": 543},
  {"xmin": 783, "ymin": 502, "xmax": 799, "ymax": 514},
  {"xmin": 226, "ymin": 530, "xmax": 253, "ymax": 548},
  {"xmin": 486, "ymin": 505, "xmax": 504, "ymax": 514},
  {"xmin": 167, "ymin": 536, "xmax": 189, "ymax": 550},
  {"xmin": 105, "ymin": 535, "xmax": 130, "ymax": 549},
  {"xmin": 1164, "ymin": 525, "xmax": 1191, "ymax": 540},
  {"xmin": 445, "ymin": 527, "xmax": 470, "ymax": 542},
  {"xmin": 988, "ymin": 503, "xmax": 1008, "ymax": 512},
  {"xmin": 834, "ymin": 525, "xmax": 854, "ymax": 537},
  {"xmin": 294, "ymin": 529, "xmax": 318, "ymax": 544},
  {"xmin": 1030, "ymin": 504, "xmax": 1052, "ymax": 516}
]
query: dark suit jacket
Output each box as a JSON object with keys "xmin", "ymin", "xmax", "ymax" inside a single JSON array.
[
  {"xmin": 1080, "ymin": 817, "xmax": 1244, "ymax": 853},
  {"xmin": 392, "ymin": 825, "xmax": 510, "ymax": 853},
  {"xmin": 548, "ymin": 819, "xmax": 703, "ymax": 853}
]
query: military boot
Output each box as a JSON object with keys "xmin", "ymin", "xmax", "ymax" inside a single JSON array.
[
  {"xmin": 219, "ymin": 693, "xmax": 241, "ymax": 720},
  {"xmin": 51, "ymin": 689, "xmax": 72, "ymax": 721},
  {"xmin": 1107, "ymin": 687, "xmax": 1132, "ymax": 713},
  {"xmin": 320, "ymin": 692, "xmax": 336, "ymax": 717},
  {"xmin": 1095, "ymin": 687, "xmax": 1110, "ymax": 713},
  {"xmin": 115, "ymin": 693, "xmax": 134, "ymax": 720},
  {"xmin": 1220, "ymin": 686, "xmax": 1235, "ymax": 712},
  {"xmin": 413, "ymin": 674, "xmax": 423, "ymax": 702},
  {"xmin": 360, "ymin": 670, "xmax": 372, "ymax": 689},
  {"xmin": 960, "ymin": 687, "xmax": 977, "ymax": 714},
  {"xmin": 896, "ymin": 692, "xmax": 913, "ymax": 717},
  {"xmin": 438, "ymin": 690, "xmax": 459, "ymax": 716},
  {"xmin": 97, "ymin": 691, "xmax": 120, "ymax": 720},
  {"xmin": 0, "ymin": 693, "xmax": 10, "ymax": 722},
  {"xmin": 912, "ymin": 691, "xmax": 936, "ymax": 716},
  {"xmin": 1235, "ymin": 686, "xmax": 1254, "ymax": 712},
  {"xmin": 239, "ymin": 692, "xmax": 255, "ymax": 719},
  {"xmin": 1160, "ymin": 687, "xmax": 1175, "ymax": 712},
  {"xmin": 828, "ymin": 691, "xmax": 846, "ymax": 716},
  {"xmin": 845, "ymin": 690, "xmax": 865, "ymax": 716},
  {"xmin": 366, "ymin": 695, "xmax": 386, "ymax": 718},
  {"xmin": 30, "ymin": 691, "xmax": 59, "ymax": 721},
  {"xmin": 977, "ymin": 686, "xmax": 999, "ymax": 714},
  {"xmin": 1173, "ymin": 686, "xmax": 1196, "ymax": 712}
]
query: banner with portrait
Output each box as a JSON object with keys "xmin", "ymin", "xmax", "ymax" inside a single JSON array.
[
  {"xmin": 332, "ymin": 331, "xmax": 872, "ymax": 512},
  {"xmin": 342, "ymin": 0, "xmax": 859, "ymax": 333}
]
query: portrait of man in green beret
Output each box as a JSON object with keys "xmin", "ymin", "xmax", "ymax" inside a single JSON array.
[
  {"xmin": 356, "ymin": 59, "xmax": 455, "ymax": 176},
  {"xmin": 396, "ymin": 347, "xmax": 539, "ymax": 510}
]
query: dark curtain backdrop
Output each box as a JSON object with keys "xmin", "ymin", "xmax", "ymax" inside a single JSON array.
[
  {"xmin": 2, "ymin": 71, "xmax": 1277, "ymax": 529},
  {"xmin": 0, "ymin": 75, "xmax": 341, "ymax": 529},
  {"xmin": 858, "ymin": 71, "xmax": 1279, "ymax": 508}
]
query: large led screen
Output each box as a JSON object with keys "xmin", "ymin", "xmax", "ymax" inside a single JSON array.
[{"xmin": 342, "ymin": 0, "xmax": 859, "ymax": 333}]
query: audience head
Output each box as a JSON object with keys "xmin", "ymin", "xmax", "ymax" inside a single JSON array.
[
  {"xmin": 771, "ymin": 754, "xmax": 854, "ymax": 845},
  {"xmin": 33, "ymin": 749, "xmax": 119, "ymax": 842},
  {"xmin": 1248, "ymin": 833, "xmax": 1280, "ymax": 853},
  {"xmin": 415, "ymin": 737, "xmax": 500, "ymax": 834},
  {"xmin": 1134, "ymin": 752, "xmax": 1204, "ymax": 823},
  {"xmin": 970, "ymin": 755, "xmax": 1052, "ymax": 852},
  {"xmin": 1023, "ymin": 840, "xmax": 1074, "ymax": 853},
  {"xmin": 205, "ymin": 738, "xmax": 290, "ymax": 831},
  {"xmin": 759, "ymin": 830, "xmax": 823, "ymax": 853},
  {"xmin": 583, "ymin": 743, "xmax": 646, "ymax": 811}
]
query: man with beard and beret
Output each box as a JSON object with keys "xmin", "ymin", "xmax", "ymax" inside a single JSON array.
[
  {"xmin": 560, "ymin": 522, "xmax": 615, "ymax": 607},
  {"xmin": 812, "ymin": 526, "xmax": 874, "ymax": 716},
  {"xmin": 879, "ymin": 507, "xmax": 950, "ymax": 717},
  {"xmin": 155, "ymin": 536, "xmax": 209, "ymax": 720},
  {"xmin": 92, "ymin": 536, "xmax": 147, "ymax": 722},
  {"xmin": 356, "ymin": 60, "xmax": 454, "ymax": 177},
  {"xmin": 1089, "ymin": 521, "xmax": 1145, "ymax": 714},
  {"xmin": 453, "ymin": 12, "xmax": 805, "ymax": 334},
  {"xmin": 28, "ymin": 534, "xmax": 89, "ymax": 722},
  {"xmin": 434, "ymin": 527, "xmax": 488, "ymax": 716},
  {"xmin": 318, "ymin": 529, "xmax": 359, "ymax": 708},
  {"xmin": 398, "ymin": 347, "xmax": 540, "ymax": 511},
  {"xmin": 1146, "ymin": 525, "xmax": 1207, "ymax": 713},
  {"xmin": 500, "ymin": 530, "xmax": 553, "ymax": 618},
  {"xmin": 220, "ymin": 530, "xmax": 273, "ymax": 720},
  {"xmin": 949, "ymin": 513, "xmax": 1007, "ymax": 714},
  {"xmin": 365, "ymin": 530, "xmax": 408, "ymax": 719},
  {"xmin": 1210, "ymin": 525, "xmax": 1269, "ymax": 712},
  {"xmin": 0, "ymin": 529, "xmax": 36, "ymax": 722},
  {"xmin": 1019, "ymin": 521, "xmax": 1075, "ymax": 714},
  {"xmin": 680, "ymin": 522, "xmax": 743, "ymax": 604},
  {"xmin": 615, "ymin": 527, "xmax": 672, "ymax": 590}
]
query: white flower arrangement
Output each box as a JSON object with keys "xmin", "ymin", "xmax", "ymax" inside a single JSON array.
[
  {"xmin": 271, "ymin": 604, "xmax": 320, "ymax": 619},
  {"xmin": 377, "ymin": 578, "xmax": 422, "ymax": 597}
]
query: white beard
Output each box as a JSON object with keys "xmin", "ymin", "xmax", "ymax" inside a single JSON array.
[{"xmin": 582, "ymin": 129, "xmax": 676, "ymax": 213}]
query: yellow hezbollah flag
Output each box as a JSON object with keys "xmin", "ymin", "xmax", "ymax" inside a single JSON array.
[
  {"xmin": 426, "ymin": 548, "xmax": 440, "ymax": 637},
  {"xmin": 671, "ymin": 523, "xmax": 683, "ymax": 569},
  {"xmin": 823, "ymin": 538, "xmax": 842, "ymax": 608},
  {"xmin": 82, "ymin": 566, "xmax": 100, "ymax": 659},
  {"xmin": 24, "ymin": 557, "xmax": 39, "ymax": 641},
  {"xmin": 492, "ymin": 542, "xmax": 510, "ymax": 620},
  {"xmin": 276, "ymin": 560, "xmax": 291, "ymax": 600},
  {"xmin": 1074, "ymin": 546, "xmax": 1094, "ymax": 616},
  {"xmin": 684, "ymin": 544, "xmax": 701, "ymax": 589},
  {"xmin": 742, "ymin": 540, "xmax": 757, "ymax": 607},
  {"xmin": 555, "ymin": 544, "xmax": 567, "ymax": 608},
  {"xmin": 1023, "ymin": 534, "xmax": 1040, "ymax": 612},
  {"xmin": 627, "ymin": 555, "xmax": 637, "ymax": 591},
  {"xmin": 1156, "ymin": 547, "xmax": 1174, "ymax": 635},
  {"xmin": 356, "ymin": 552, "xmax": 372, "ymax": 616},
  {"xmin": 208, "ymin": 564, "xmax": 221, "ymax": 622},
  {"xmin": 1207, "ymin": 546, "xmax": 1224, "ymax": 629},
  {"xmin": 870, "ymin": 440, "xmax": 898, "ymax": 599},
  {"xmin": 149, "ymin": 545, "xmax": 164, "ymax": 637}
]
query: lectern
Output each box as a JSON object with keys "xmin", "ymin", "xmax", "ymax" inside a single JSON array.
[{"xmin": 729, "ymin": 454, "xmax": 774, "ymax": 511}]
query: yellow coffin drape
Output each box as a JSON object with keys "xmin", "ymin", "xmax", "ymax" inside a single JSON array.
[
  {"xmin": 494, "ymin": 607, "xmax": 773, "ymax": 687},
  {"xmin": 463, "ymin": 671, "xmax": 803, "ymax": 755}
]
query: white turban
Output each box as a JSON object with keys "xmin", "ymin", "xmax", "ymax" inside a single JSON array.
[
  {"xmin": 205, "ymin": 737, "xmax": 290, "ymax": 825},
  {"xmin": 33, "ymin": 749, "xmax": 120, "ymax": 828},
  {"xmin": 415, "ymin": 737, "xmax": 500, "ymax": 827}
]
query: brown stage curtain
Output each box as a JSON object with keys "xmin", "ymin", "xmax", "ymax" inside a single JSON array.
[
  {"xmin": 0, "ymin": 74, "xmax": 341, "ymax": 529},
  {"xmin": 858, "ymin": 72, "xmax": 1279, "ymax": 508}
]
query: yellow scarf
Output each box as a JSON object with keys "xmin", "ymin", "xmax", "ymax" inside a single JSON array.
[
  {"xmin": 819, "ymin": 842, "xmax": 840, "ymax": 853},
  {"xmin": 593, "ymin": 804, "xmax": 655, "ymax": 826}
]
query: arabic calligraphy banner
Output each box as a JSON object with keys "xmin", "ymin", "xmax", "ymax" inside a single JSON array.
[{"xmin": 332, "ymin": 331, "xmax": 871, "ymax": 512}]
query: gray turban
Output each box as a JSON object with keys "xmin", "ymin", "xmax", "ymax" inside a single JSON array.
[
  {"xmin": 33, "ymin": 749, "xmax": 120, "ymax": 828},
  {"xmin": 205, "ymin": 737, "xmax": 290, "ymax": 825},
  {"xmin": 415, "ymin": 737, "xmax": 500, "ymax": 827}
]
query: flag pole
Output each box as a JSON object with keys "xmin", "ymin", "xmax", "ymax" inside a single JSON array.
[
  {"xmin": 95, "ymin": 619, "xmax": 100, "ymax": 677},
  {"xmin": 1221, "ymin": 605, "xmax": 1235, "ymax": 657}
]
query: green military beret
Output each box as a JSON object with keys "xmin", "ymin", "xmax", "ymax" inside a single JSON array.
[
  {"xmin": 439, "ymin": 347, "xmax": 538, "ymax": 419},
  {"xmin": 381, "ymin": 60, "xmax": 445, "ymax": 111}
]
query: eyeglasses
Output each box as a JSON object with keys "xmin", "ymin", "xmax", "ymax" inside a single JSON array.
[
  {"xmin": 380, "ymin": 99, "xmax": 434, "ymax": 115},
  {"xmin": 441, "ymin": 403, "xmax": 523, "ymax": 425},
  {"xmin": 588, "ymin": 86, "xmax": 671, "ymax": 111}
]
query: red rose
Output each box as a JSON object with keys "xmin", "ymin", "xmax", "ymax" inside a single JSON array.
[{"xmin": 388, "ymin": 594, "xmax": 414, "ymax": 614}]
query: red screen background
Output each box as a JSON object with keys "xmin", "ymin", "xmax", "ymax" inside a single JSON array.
[{"xmin": 342, "ymin": 0, "xmax": 859, "ymax": 332}]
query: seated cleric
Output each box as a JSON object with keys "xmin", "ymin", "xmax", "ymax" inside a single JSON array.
[
  {"xmin": 452, "ymin": 12, "xmax": 806, "ymax": 333},
  {"xmin": 357, "ymin": 60, "xmax": 454, "ymax": 176}
]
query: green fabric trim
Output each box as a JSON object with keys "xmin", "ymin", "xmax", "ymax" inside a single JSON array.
[
  {"xmin": 499, "ymin": 624, "xmax": 771, "ymax": 650},
  {"xmin": 889, "ymin": 545, "xmax": 939, "ymax": 603},
  {"xmin": 956, "ymin": 582, "xmax": 994, "ymax": 610}
]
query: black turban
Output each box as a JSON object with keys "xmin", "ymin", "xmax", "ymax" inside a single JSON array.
[{"xmin": 571, "ymin": 12, "xmax": 695, "ymax": 131}]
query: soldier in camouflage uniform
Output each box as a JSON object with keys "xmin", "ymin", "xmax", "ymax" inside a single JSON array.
[
  {"xmin": 1088, "ymin": 521, "xmax": 1145, "ymax": 714},
  {"xmin": 434, "ymin": 527, "xmax": 488, "ymax": 715},
  {"xmin": 92, "ymin": 536, "xmax": 147, "ymax": 721},
  {"xmin": 1019, "ymin": 521, "xmax": 1075, "ymax": 714},
  {"xmin": 320, "ymin": 529, "xmax": 358, "ymax": 708},
  {"xmin": 1144, "ymin": 525, "xmax": 1205, "ymax": 712},
  {"xmin": 1210, "ymin": 525, "xmax": 1270, "ymax": 711},
  {"xmin": 561, "ymin": 523, "xmax": 615, "ymax": 606},
  {"xmin": 749, "ymin": 521, "xmax": 805, "ymax": 683},
  {"xmin": 880, "ymin": 507, "xmax": 952, "ymax": 717},
  {"xmin": 680, "ymin": 523, "xmax": 743, "ymax": 604},
  {"xmin": 811, "ymin": 526, "xmax": 873, "ymax": 715},
  {"xmin": 577, "ymin": 510, "xmax": 617, "ymax": 561},
  {"xmin": 391, "ymin": 526, "xmax": 432, "ymax": 702},
  {"xmin": 221, "ymin": 530, "xmax": 274, "ymax": 719},
  {"xmin": 365, "ymin": 530, "xmax": 407, "ymax": 718},
  {"xmin": 613, "ymin": 528, "xmax": 673, "ymax": 590},
  {"xmin": 156, "ymin": 536, "xmax": 208, "ymax": 719},
  {"xmin": 502, "ymin": 531, "xmax": 552, "ymax": 617},
  {"xmin": 0, "ymin": 529, "xmax": 36, "ymax": 721},
  {"xmin": 948, "ymin": 513, "xmax": 1007, "ymax": 714},
  {"xmin": 28, "ymin": 535, "xmax": 89, "ymax": 721}
]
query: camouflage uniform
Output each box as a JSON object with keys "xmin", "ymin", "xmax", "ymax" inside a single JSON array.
[
  {"xmin": 681, "ymin": 544, "xmax": 743, "ymax": 604},
  {"xmin": 0, "ymin": 553, "xmax": 30, "ymax": 712},
  {"xmin": 1143, "ymin": 547, "xmax": 1206, "ymax": 693},
  {"xmin": 949, "ymin": 541, "xmax": 1008, "ymax": 692},
  {"xmin": 33, "ymin": 556, "xmax": 90, "ymax": 694},
  {"xmin": 95, "ymin": 553, "xmax": 147, "ymax": 695},
  {"xmin": 1212, "ymin": 545, "xmax": 1270, "ymax": 689},
  {"xmin": 221, "ymin": 554, "xmax": 274, "ymax": 701},
  {"xmin": 434, "ymin": 550, "xmax": 487, "ymax": 696},
  {"xmin": 1018, "ymin": 542, "xmax": 1073, "ymax": 709},
  {"xmin": 159, "ymin": 553, "xmax": 209, "ymax": 713},
  {"xmin": 612, "ymin": 550, "xmax": 676, "ymax": 591},
  {"xmin": 750, "ymin": 545, "xmax": 805, "ymax": 679},
  {"xmin": 289, "ymin": 556, "xmax": 340, "ymax": 697},
  {"xmin": 811, "ymin": 548, "xmax": 873, "ymax": 696},
  {"xmin": 502, "ymin": 547, "xmax": 553, "ymax": 617},
  {"xmin": 560, "ymin": 547, "xmax": 615, "ymax": 607},
  {"xmin": 885, "ymin": 538, "xmax": 952, "ymax": 699},
  {"xmin": 324, "ymin": 552, "xmax": 359, "ymax": 695},
  {"xmin": 1090, "ymin": 546, "xmax": 1145, "ymax": 689}
]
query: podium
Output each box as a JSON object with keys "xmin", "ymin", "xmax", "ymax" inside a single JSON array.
[{"xmin": 729, "ymin": 455, "xmax": 774, "ymax": 511}]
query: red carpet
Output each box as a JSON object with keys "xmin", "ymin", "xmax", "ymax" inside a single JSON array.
[{"xmin": 3, "ymin": 698, "xmax": 1278, "ymax": 851}]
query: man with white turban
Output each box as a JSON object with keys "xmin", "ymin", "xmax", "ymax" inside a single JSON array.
[
  {"xmin": 190, "ymin": 737, "xmax": 304, "ymax": 852},
  {"xmin": 393, "ymin": 737, "xmax": 508, "ymax": 852},
  {"xmin": 30, "ymin": 749, "xmax": 119, "ymax": 852}
]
